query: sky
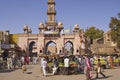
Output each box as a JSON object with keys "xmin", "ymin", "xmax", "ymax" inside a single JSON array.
[{"xmin": 0, "ymin": 0, "xmax": 120, "ymax": 34}]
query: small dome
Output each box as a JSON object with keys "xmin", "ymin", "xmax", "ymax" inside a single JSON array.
[
  {"xmin": 58, "ymin": 22, "xmax": 63, "ymax": 28},
  {"xmin": 74, "ymin": 24, "xmax": 79, "ymax": 29},
  {"xmin": 39, "ymin": 22, "xmax": 44, "ymax": 29},
  {"xmin": 23, "ymin": 25, "xmax": 29, "ymax": 30},
  {"xmin": 58, "ymin": 22, "xmax": 63, "ymax": 26},
  {"xmin": 39, "ymin": 22, "xmax": 44, "ymax": 26},
  {"xmin": 74, "ymin": 24, "xmax": 79, "ymax": 28}
]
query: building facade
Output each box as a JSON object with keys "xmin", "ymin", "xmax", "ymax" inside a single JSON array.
[
  {"xmin": 91, "ymin": 29, "xmax": 118, "ymax": 54},
  {"xmin": 11, "ymin": 0, "xmax": 89, "ymax": 56}
]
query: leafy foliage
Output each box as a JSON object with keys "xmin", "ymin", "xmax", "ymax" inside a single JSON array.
[
  {"xmin": 109, "ymin": 13, "xmax": 120, "ymax": 48},
  {"xmin": 84, "ymin": 26, "xmax": 104, "ymax": 44}
]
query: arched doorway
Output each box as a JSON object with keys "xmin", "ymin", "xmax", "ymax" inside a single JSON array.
[
  {"xmin": 64, "ymin": 41, "xmax": 74, "ymax": 55},
  {"xmin": 29, "ymin": 41, "xmax": 37, "ymax": 57},
  {"xmin": 45, "ymin": 41, "xmax": 57, "ymax": 55}
]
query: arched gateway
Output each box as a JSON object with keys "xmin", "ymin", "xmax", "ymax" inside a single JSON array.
[{"xmin": 16, "ymin": 0, "xmax": 89, "ymax": 56}]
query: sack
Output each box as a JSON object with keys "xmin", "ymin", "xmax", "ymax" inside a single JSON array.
[{"xmin": 22, "ymin": 65, "xmax": 27, "ymax": 71}]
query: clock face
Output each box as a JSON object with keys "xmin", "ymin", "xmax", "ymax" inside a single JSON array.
[
  {"xmin": 49, "ymin": 5, "xmax": 53, "ymax": 10},
  {"xmin": 50, "ymin": 5, "xmax": 53, "ymax": 8}
]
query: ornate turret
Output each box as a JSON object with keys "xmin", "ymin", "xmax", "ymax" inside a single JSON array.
[
  {"xmin": 57, "ymin": 22, "xmax": 64, "ymax": 32},
  {"xmin": 38, "ymin": 22, "xmax": 45, "ymax": 33},
  {"xmin": 23, "ymin": 25, "xmax": 29, "ymax": 33},
  {"xmin": 73, "ymin": 24, "xmax": 79, "ymax": 33},
  {"xmin": 23, "ymin": 25, "xmax": 32, "ymax": 34}
]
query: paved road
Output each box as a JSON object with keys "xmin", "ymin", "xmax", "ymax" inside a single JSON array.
[{"xmin": 0, "ymin": 64, "xmax": 120, "ymax": 80}]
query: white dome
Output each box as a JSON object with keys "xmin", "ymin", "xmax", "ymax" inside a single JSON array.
[
  {"xmin": 23, "ymin": 25, "xmax": 29, "ymax": 30},
  {"xmin": 39, "ymin": 22, "xmax": 44, "ymax": 28},
  {"xmin": 58, "ymin": 22, "xmax": 63, "ymax": 26},
  {"xmin": 74, "ymin": 24, "xmax": 79, "ymax": 29},
  {"xmin": 39, "ymin": 22, "xmax": 44, "ymax": 26}
]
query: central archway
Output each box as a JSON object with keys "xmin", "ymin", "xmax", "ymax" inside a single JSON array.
[
  {"xmin": 45, "ymin": 41, "xmax": 57, "ymax": 55},
  {"xmin": 64, "ymin": 41, "xmax": 74, "ymax": 55}
]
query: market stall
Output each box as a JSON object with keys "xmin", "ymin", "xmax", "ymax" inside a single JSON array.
[
  {"xmin": 39, "ymin": 54, "xmax": 80, "ymax": 75},
  {"xmin": 58, "ymin": 55, "xmax": 78, "ymax": 75}
]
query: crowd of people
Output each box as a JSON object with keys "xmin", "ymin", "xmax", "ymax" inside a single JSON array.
[
  {"xmin": 39, "ymin": 53, "xmax": 120, "ymax": 80},
  {"xmin": 0, "ymin": 54, "xmax": 39, "ymax": 69},
  {"xmin": 1, "ymin": 52, "xmax": 120, "ymax": 80}
]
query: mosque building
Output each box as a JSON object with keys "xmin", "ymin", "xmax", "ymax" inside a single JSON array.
[{"xmin": 10, "ymin": 0, "xmax": 89, "ymax": 57}]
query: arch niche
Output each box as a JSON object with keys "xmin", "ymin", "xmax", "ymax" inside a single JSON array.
[{"xmin": 29, "ymin": 41, "xmax": 37, "ymax": 57}]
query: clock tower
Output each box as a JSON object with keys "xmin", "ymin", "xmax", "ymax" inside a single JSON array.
[
  {"xmin": 46, "ymin": 0, "xmax": 57, "ymax": 31},
  {"xmin": 39, "ymin": 0, "xmax": 63, "ymax": 32}
]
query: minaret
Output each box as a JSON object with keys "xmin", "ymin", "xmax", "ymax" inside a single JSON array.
[{"xmin": 46, "ymin": 0, "xmax": 57, "ymax": 31}]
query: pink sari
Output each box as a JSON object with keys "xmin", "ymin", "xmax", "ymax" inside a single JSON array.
[{"xmin": 85, "ymin": 57, "xmax": 92, "ymax": 78}]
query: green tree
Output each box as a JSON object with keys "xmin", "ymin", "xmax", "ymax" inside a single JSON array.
[
  {"xmin": 84, "ymin": 26, "xmax": 104, "ymax": 44},
  {"xmin": 109, "ymin": 13, "xmax": 120, "ymax": 48}
]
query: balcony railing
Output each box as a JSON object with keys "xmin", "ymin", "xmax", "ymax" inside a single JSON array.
[{"xmin": 47, "ymin": 10, "xmax": 56, "ymax": 14}]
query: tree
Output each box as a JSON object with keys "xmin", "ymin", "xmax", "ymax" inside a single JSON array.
[
  {"xmin": 84, "ymin": 26, "xmax": 104, "ymax": 44},
  {"xmin": 109, "ymin": 13, "xmax": 120, "ymax": 48}
]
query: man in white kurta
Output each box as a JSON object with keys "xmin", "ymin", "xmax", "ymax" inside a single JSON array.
[
  {"xmin": 64, "ymin": 57, "xmax": 70, "ymax": 75},
  {"xmin": 41, "ymin": 58, "xmax": 47, "ymax": 76}
]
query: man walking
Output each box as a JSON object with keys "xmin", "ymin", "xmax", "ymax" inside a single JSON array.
[
  {"xmin": 95, "ymin": 59, "xmax": 106, "ymax": 79},
  {"xmin": 41, "ymin": 58, "xmax": 47, "ymax": 76}
]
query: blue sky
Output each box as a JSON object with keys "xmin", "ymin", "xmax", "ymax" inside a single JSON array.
[{"xmin": 0, "ymin": 0, "xmax": 120, "ymax": 34}]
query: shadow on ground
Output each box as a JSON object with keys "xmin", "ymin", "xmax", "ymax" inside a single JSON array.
[
  {"xmin": 26, "ymin": 72, "xmax": 32, "ymax": 74},
  {"xmin": 91, "ymin": 75, "xmax": 113, "ymax": 80},
  {"xmin": 0, "ymin": 69, "xmax": 16, "ymax": 73}
]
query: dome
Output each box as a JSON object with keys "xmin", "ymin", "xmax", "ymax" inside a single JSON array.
[
  {"xmin": 23, "ymin": 25, "xmax": 29, "ymax": 30},
  {"xmin": 39, "ymin": 22, "xmax": 44, "ymax": 26},
  {"xmin": 74, "ymin": 24, "xmax": 79, "ymax": 29},
  {"xmin": 39, "ymin": 22, "xmax": 44, "ymax": 29},
  {"xmin": 58, "ymin": 22, "xmax": 63, "ymax": 26},
  {"xmin": 58, "ymin": 22, "xmax": 63, "ymax": 28}
]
